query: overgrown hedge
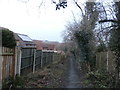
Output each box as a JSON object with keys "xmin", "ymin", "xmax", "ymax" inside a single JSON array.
[
  {"xmin": 86, "ymin": 70, "xmax": 117, "ymax": 88},
  {"xmin": 1, "ymin": 28, "xmax": 16, "ymax": 48}
]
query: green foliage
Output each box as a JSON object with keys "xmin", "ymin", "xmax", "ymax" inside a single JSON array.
[
  {"xmin": 109, "ymin": 28, "xmax": 120, "ymax": 81},
  {"xmin": 2, "ymin": 76, "xmax": 14, "ymax": 88},
  {"xmin": 109, "ymin": 28, "xmax": 120, "ymax": 52},
  {"xmin": 74, "ymin": 30, "xmax": 96, "ymax": 71},
  {"xmin": 2, "ymin": 75, "xmax": 26, "ymax": 88},
  {"xmin": 74, "ymin": 30, "xmax": 95, "ymax": 63},
  {"xmin": 96, "ymin": 43, "xmax": 107, "ymax": 52},
  {"xmin": 74, "ymin": 30, "xmax": 90, "ymax": 61},
  {"xmin": 2, "ymin": 28, "xmax": 16, "ymax": 48},
  {"xmin": 86, "ymin": 71, "xmax": 116, "ymax": 88}
]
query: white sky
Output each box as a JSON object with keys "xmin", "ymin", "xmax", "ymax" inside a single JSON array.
[{"xmin": 0, "ymin": 0, "xmax": 84, "ymax": 42}]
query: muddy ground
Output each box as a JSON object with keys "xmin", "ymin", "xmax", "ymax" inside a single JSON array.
[{"xmin": 61, "ymin": 58, "xmax": 86, "ymax": 88}]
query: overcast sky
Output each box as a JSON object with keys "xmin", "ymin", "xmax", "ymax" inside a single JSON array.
[{"xmin": 0, "ymin": 0, "xmax": 84, "ymax": 42}]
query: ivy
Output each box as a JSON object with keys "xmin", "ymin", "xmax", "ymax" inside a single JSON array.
[{"xmin": 74, "ymin": 30, "xmax": 92, "ymax": 61}]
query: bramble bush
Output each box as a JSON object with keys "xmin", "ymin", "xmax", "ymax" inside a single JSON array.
[{"xmin": 86, "ymin": 70, "xmax": 116, "ymax": 88}]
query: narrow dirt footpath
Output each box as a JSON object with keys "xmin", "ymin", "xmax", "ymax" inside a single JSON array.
[{"xmin": 61, "ymin": 58, "xmax": 84, "ymax": 88}]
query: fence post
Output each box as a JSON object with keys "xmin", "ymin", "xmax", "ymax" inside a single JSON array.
[
  {"xmin": 0, "ymin": 47, "xmax": 2, "ymax": 90},
  {"xmin": 100, "ymin": 53, "xmax": 101, "ymax": 70},
  {"xmin": 45, "ymin": 52, "xmax": 47, "ymax": 65},
  {"xmin": 107, "ymin": 51, "xmax": 109, "ymax": 71},
  {"xmin": 45, "ymin": 52, "xmax": 47, "ymax": 66},
  {"xmin": 33, "ymin": 49, "xmax": 36, "ymax": 73},
  {"xmin": 46, "ymin": 52, "xmax": 48, "ymax": 65},
  {"xmin": 18, "ymin": 48, "xmax": 22, "ymax": 76},
  {"xmin": 14, "ymin": 47, "xmax": 18, "ymax": 78},
  {"xmin": 41, "ymin": 51, "xmax": 43, "ymax": 68},
  {"xmin": 52, "ymin": 52, "xmax": 55, "ymax": 64}
]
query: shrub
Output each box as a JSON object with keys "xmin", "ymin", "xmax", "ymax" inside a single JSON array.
[
  {"xmin": 2, "ymin": 75, "xmax": 26, "ymax": 88},
  {"xmin": 96, "ymin": 44, "xmax": 107, "ymax": 52},
  {"xmin": 86, "ymin": 70, "xmax": 116, "ymax": 88},
  {"xmin": 2, "ymin": 28, "xmax": 16, "ymax": 48}
]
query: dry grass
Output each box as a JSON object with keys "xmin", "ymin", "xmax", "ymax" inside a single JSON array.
[{"xmin": 25, "ymin": 58, "xmax": 66, "ymax": 88}]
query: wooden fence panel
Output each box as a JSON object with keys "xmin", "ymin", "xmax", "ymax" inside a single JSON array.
[
  {"xmin": 108, "ymin": 51, "xmax": 116, "ymax": 72},
  {"xmin": 2, "ymin": 47, "xmax": 15, "ymax": 80},
  {"xmin": 35, "ymin": 51, "xmax": 54, "ymax": 71},
  {"xmin": 35, "ymin": 50, "xmax": 42, "ymax": 71},
  {"xmin": 20, "ymin": 48, "xmax": 35, "ymax": 75},
  {"xmin": 53, "ymin": 53, "xmax": 61, "ymax": 64},
  {"xmin": 42, "ymin": 52, "xmax": 54, "ymax": 67},
  {"xmin": 48, "ymin": 52, "xmax": 53, "ymax": 64},
  {"xmin": 46, "ymin": 52, "xmax": 49, "ymax": 64},
  {"xmin": 42, "ymin": 52, "xmax": 47, "ymax": 66},
  {"xmin": 96, "ymin": 51, "xmax": 116, "ymax": 73},
  {"xmin": 19, "ymin": 49, "xmax": 63, "ymax": 75}
]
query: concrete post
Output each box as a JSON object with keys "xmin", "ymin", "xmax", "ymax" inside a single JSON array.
[
  {"xmin": 0, "ymin": 47, "xmax": 2, "ymax": 90},
  {"xmin": 18, "ymin": 48, "xmax": 22, "ymax": 76},
  {"xmin": 0, "ymin": 29, "xmax": 2, "ymax": 89},
  {"xmin": 33, "ymin": 49, "xmax": 36, "ymax": 73},
  {"xmin": 14, "ymin": 47, "xmax": 18, "ymax": 77}
]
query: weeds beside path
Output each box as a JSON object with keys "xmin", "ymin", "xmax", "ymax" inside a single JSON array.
[
  {"xmin": 25, "ymin": 58, "xmax": 89, "ymax": 88},
  {"xmin": 25, "ymin": 58, "xmax": 67, "ymax": 88}
]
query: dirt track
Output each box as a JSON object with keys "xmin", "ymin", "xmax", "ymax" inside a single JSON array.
[{"xmin": 60, "ymin": 58, "xmax": 84, "ymax": 88}]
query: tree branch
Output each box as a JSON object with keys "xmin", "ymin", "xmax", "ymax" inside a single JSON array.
[
  {"xmin": 74, "ymin": 1, "xmax": 84, "ymax": 17},
  {"xmin": 99, "ymin": 19, "xmax": 120, "ymax": 23}
]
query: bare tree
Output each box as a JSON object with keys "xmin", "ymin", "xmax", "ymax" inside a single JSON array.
[{"xmin": 63, "ymin": 1, "xmax": 100, "ymax": 71}]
